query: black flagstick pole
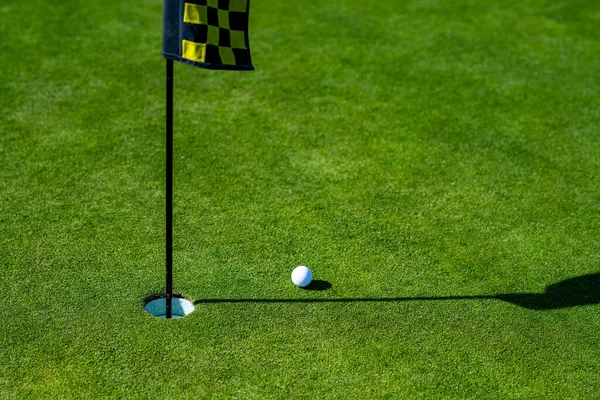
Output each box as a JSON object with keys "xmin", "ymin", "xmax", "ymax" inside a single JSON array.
[{"xmin": 166, "ymin": 59, "xmax": 174, "ymax": 319}]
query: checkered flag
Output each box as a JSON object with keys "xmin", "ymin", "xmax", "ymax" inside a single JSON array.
[{"xmin": 163, "ymin": 0, "xmax": 253, "ymax": 70}]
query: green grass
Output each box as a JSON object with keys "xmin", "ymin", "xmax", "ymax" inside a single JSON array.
[{"xmin": 1, "ymin": 0, "xmax": 599, "ymax": 397}]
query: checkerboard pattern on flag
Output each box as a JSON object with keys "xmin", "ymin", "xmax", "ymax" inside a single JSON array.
[{"xmin": 163, "ymin": 0, "xmax": 253, "ymax": 70}]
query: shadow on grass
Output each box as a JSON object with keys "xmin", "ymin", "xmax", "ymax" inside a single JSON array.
[
  {"xmin": 301, "ymin": 280, "xmax": 332, "ymax": 291},
  {"xmin": 193, "ymin": 273, "xmax": 600, "ymax": 311}
]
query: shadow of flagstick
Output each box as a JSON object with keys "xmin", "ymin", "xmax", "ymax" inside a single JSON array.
[{"xmin": 193, "ymin": 273, "xmax": 600, "ymax": 311}]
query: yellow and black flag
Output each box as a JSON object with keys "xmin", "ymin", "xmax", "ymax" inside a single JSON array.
[{"xmin": 162, "ymin": 0, "xmax": 253, "ymax": 70}]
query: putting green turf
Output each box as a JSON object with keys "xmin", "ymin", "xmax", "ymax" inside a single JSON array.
[{"xmin": 1, "ymin": 0, "xmax": 599, "ymax": 397}]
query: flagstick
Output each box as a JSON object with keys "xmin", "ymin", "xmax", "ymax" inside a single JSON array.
[{"xmin": 166, "ymin": 59, "xmax": 174, "ymax": 319}]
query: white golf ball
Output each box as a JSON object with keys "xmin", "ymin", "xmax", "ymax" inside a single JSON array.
[{"xmin": 291, "ymin": 266, "xmax": 312, "ymax": 287}]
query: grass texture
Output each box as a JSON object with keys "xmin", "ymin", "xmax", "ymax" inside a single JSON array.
[{"xmin": 1, "ymin": 0, "xmax": 599, "ymax": 398}]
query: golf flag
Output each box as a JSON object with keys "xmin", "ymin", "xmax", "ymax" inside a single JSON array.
[{"xmin": 162, "ymin": 0, "xmax": 253, "ymax": 70}]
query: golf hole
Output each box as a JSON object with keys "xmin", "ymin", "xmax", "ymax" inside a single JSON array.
[{"xmin": 144, "ymin": 296, "xmax": 194, "ymax": 319}]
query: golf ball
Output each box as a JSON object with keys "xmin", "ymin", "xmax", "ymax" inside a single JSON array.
[{"xmin": 291, "ymin": 266, "xmax": 312, "ymax": 287}]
